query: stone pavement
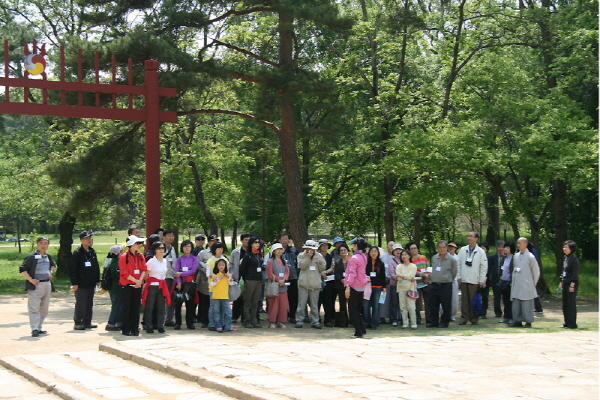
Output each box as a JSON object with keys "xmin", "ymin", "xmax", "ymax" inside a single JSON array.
[{"xmin": 4, "ymin": 331, "xmax": 595, "ymax": 400}]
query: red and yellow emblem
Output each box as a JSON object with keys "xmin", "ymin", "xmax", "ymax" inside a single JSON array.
[{"xmin": 25, "ymin": 53, "xmax": 46, "ymax": 75}]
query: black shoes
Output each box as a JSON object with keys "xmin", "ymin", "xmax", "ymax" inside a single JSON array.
[
  {"xmin": 85, "ymin": 324, "xmax": 98, "ymax": 329},
  {"xmin": 187, "ymin": 324, "xmax": 196, "ymax": 330},
  {"xmin": 174, "ymin": 325, "xmax": 181, "ymax": 330},
  {"xmin": 164, "ymin": 321, "xmax": 176, "ymax": 327},
  {"xmin": 426, "ymin": 323, "xmax": 439, "ymax": 328},
  {"xmin": 31, "ymin": 330, "xmax": 39, "ymax": 337},
  {"xmin": 146, "ymin": 329, "xmax": 154, "ymax": 334},
  {"xmin": 158, "ymin": 328, "xmax": 166, "ymax": 333},
  {"xmin": 74, "ymin": 324, "xmax": 86, "ymax": 330}
]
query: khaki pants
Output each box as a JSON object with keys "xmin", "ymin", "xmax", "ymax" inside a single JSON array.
[
  {"xmin": 28, "ymin": 281, "xmax": 51, "ymax": 331},
  {"xmin": 460, "ymin": 283, "xmax": 479, "ymax": 324},
  {"xmin": 398, "ymin": 289, "xmax": 417, "ymax": 328}
]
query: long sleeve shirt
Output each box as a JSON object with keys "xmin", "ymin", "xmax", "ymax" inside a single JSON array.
[
  {"xmin": 175, "ymin": 254, "xmax": 198, "ymax": 284},
  {"xmin": 345, "ymin": 251, "xmax": 368, "ymax": 290},
  {"xmin": 430, "ymin": 253, "xmax": 457, "ymax": 283}
]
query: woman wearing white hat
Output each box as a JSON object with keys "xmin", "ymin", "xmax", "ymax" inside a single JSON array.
[
  {"xmin": 266, "ymin": 243, "xmax": 290, "ymax": 328},
  {"xmin": 119, "ymin": 235, "xmax": 148, "ymax": 336},
  {"xmin": 295, "ymin": 240, "xmax": 326, "ymax": 329}
]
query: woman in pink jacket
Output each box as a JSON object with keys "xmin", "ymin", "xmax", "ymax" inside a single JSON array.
[{"xmin": 344, "ymin": 237, "xmax": 369, "ymax": 338}]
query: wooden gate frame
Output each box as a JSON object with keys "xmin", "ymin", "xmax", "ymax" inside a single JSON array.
[{"xmin": 0, "ymin": 40, "xmax": 177, "ymax": 236}]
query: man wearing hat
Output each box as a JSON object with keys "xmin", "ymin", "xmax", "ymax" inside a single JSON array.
[
  {"xmin": 69, "ymin": 231, "xmax": 101, "ymax": 330},
  {"xmin": 296, "ymin": 240, "xmax": 326, "ymax": 329},
  {"xmin": 192, "ymin": 234, "xmax": 206, "ymax": 256}
]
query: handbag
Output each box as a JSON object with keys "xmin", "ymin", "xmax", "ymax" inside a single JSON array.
[
  {"xmin": 228, "ymin": 282, "xmax": 241, "ymax": 301},
  {"xmin": 407, "ymin": 281, "xmax": 419, "ymax": 299},
  {"xmin": 498, "ymin": 280, "xmax": 511, "ymax": 291},
  {"xmin": 265, "ymin": 280, "xmax": 279, "ymax": 297}
]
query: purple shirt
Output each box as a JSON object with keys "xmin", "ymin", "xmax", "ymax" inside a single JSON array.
[{"xmin": 175, "ymin": 254, "xmax": 198, "ymax": 284}]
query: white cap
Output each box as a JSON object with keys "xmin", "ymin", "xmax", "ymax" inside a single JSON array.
[
  {"xmin": 302, "ymin": 240, "xmax": 319, "ymax": 250},
  {"xmin": 271, "ymin": 243, "xmax": 284, "ymax": 252},
  {"xmin": 126, "ymin": 235, "xmax": 146, "ymax": 247}
]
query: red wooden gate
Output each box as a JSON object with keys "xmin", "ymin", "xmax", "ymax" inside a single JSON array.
[{"xmin": 0, "ymin": 40, "xmax": 177, "ymax": 235}]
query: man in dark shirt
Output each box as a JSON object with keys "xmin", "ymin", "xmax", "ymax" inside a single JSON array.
[{"xmin": 69, "ymin": 231, "xmax": 100, "ymax": 330}]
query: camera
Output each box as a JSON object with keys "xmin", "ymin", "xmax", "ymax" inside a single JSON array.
[{"xmin": 465, "ymin": 261, "xmax": 472, "ymax": 266}]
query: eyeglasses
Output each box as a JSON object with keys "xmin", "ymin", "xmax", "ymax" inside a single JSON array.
[
  {"xmin": 156, "ymin": 247, "xmax": 166, "ymax": 251},
  {"xmin": 135, "ymin": 242, "xmax": 145, "ymax": 245}
]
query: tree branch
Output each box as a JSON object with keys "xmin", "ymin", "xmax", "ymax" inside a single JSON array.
[
  {"xmin": 208, "ymin": 7, "xmax": 275, "ymax": 24},
  {"xmin": 211, "ymin": 39, "xmax": 279, "ymax": 67},
  {"xmin": 178, "ymin": 108, "xmax": 280, "ymax": 134},
  {"xmin": 229, "ymin": 71, "xmax": 261, "ymax": 84}
]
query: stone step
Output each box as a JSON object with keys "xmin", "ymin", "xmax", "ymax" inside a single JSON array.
[
  {"xmin": 0, "ymin": 349, "xmax": 236, "ymax": 400},
  {"xmin": 0, "ymin": 365, "xmax": 62, "ymax": 400}
]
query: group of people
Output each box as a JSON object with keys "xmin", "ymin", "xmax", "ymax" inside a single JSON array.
[{"xmin": 19, "ymin": 228, "xmax": 581, "ymax": 338}]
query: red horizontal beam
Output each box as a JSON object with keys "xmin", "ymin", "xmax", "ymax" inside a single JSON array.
[
  {"xmin": 0, "ymin": 102, "xmax": 178, "ymax": 123},
  {"xmin": 0, "ymin": 76, "xmax": 176, "ymax": 97}
]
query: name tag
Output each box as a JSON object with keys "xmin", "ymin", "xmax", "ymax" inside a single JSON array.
[
  {"xmin": 134, "ymin": 269, "xmax": 140, "ymax": 274},
  {"xmin": 403, "ymin": 280, "xmax": 408, "ymax": 283},
  {"xmin": 256, "ymin": 267, "xmax": 262, "ymax": 272},
  {"xmin": 279, "ymin": 273, "xmax": 284, "ymax": 278},
  {"xmin": 515, "ymin": 268, "xmax": 521, "ymax": 272},
  {"xmin": 150, "ymin": 282, "xmax": 159, "ymax": 286},
  {"xmin": 370, "ymin": 272, "xmax": 376, "ymax": 277},
  {"xmin": 167, "ymin": 258, "xmax": 173, "ymax": 262},
  {"xmin": 84, "ymin": 261, "xmax": 92, "ymax": 267},
  {"xmin": 35, "ymin": 255, "xmax": 42, "ymax": 259},
  {"xmin": 182, "ymin": 267, "xmax": 189, "ymax": 272},
  {"xmin": 436, "ymin": 267, "xmax": 441, "ymax": 271},
  {"xmin": 343, "ymin": 272, "xmax": 346, "ymax": 277},
  {"xmin": 310, "ymin": 266, "xmax": 316, "ymax": 271}
]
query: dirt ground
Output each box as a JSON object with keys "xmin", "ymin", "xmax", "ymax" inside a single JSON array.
[{"xmin": 1, "ymin": 288, "xmax": 597, "ymax": 359}]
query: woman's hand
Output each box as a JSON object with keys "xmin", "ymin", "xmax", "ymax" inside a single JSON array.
[
  {"xmin": 175, "ymin": 272, "xmax": 182, "ymax": 277},
  {"xmin": 176, "ymin": 283, "xmax": 182, "ymax": 290},
  {"xmin": 279, "ymin": 280, "xmax": 286, "ymax": 287},
  {"xmin": 569, "ymin": 286, "xmax": 575, "ymax": 293},
  {"xmin": 345, "ymin": 286, "xmax": 350, "ymax": 299}
]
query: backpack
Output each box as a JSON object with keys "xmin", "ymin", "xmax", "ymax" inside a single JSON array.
[{"xmin": 101, "ymin": 259, "xmax": 118, "ymax": 291}]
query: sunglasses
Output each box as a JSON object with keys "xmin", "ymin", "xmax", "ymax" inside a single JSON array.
[{"xmin": 156, "ymin": 247, "xmax": 166, "ymax": 251}]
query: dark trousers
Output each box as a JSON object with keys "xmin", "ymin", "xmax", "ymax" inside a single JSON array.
[
  {"xmin": 500, "ymin": 284, "xmax": 512, "ymax": 320},
  {"xmin": 415, "ymin": 286, "xmax": 431, "ymax": 324},
  {"xmin": 348, "ymin": 288, "xmax": 366, "ymax": 337},
  {"xmin": 74, "ymin": 287, "xmax": 95, "ymax": 326},
  {"xmin": 232, "ymin": 296, "xmax": 244, "ymax": 321},
  {"xmin": 197, "ymin": 292, "xmax": 210, "ymax": 325},
  {"xmin": 143, "ymin": 285, "xmax": 166, "ymax": 330},
  {"xmin": 175, "ymin": 298, "xmax": 195, "ymax": 327},
  {"xmin": 534, "ymin": 296, "xmax": 543, "ymax": 312},
  {"xmin": 562, "ymin": 283, "xmax": 578, "ymax": 328},
  {"xmin": 322, "ymin": 281, "xmax": 336, "ymax": 325},
  {"xmin": 428, "ymin": 282, "xmax": 452, "ymax": 325},
  {"xmin": 121, "ymin": 285, "xmax": 142, "ymax": 334},
  {"xmin": 287, "ymin": 279, "xmax": 299, "ymax": 322},
  {"xmin": 388, "ymin": 285, "xmax": 399, "ymax": 324},
  {"xmin": 492, "ymin": 285, "xmax": 503, "ymax": 317},
  {"xmin": 480, "ymin": 285, "xmax": 490, "ymax": 316}
]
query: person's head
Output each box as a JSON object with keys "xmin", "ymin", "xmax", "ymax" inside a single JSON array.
[
  {"xmin": 163, "ymin": 229, "xmax": 175, "ymax": 245},
  {"xmin": 154, "ymin": 228, "xmax": 164, "ymax": 238},
  {"xmin": 481, "ymin": 242, "xmax": 489, "ymax": 253},
  {"xmin": 151, "ymin": 240, "xmax": 165, "ymax": 256},
  {"xmin": 368, "ymin": 245, "xmax": 380, "ymax": 260},
  {"xmin": 128, "ymin": 226, "xmax": 140, "ymax": 236},
  {"xmin": 387, "ymin": 241, "xmax": 395, "ymax": 253},
  {"xmin": 400, "ymin": 249, "xmax": 411, "ymax": 263},
  {"xmin": 79, "ymin": 231, "xmax": 93, "ymax": 248},
  {"xmin": 563, "ymin": 240, "xmax": 577, "ymax": 255},
  {"xmin": 437, "ymin": 240, "xmax": 448, "ymax": 257},
  {"xmin": 406, "ymin": 241, "xmax": 419, "ymax": 257},
  {"xmin": 195, "ymin": 234, "xmax": 206, "ymax": 247},
  {"xmin": 213, "ymin": 258, "xmax": 228, "ymax": 274},
  {"xmin": 241, "ymin": 233, "xmax": 251, "ymax": 249},
  {"xmin": 271, "ymin": 243, "xmax": 284, "ymax": 258},
  {"xmin": 279, "ymin": 232, "xmax": 290, "ymax": 248},
  {"xmin": 516, "ymin": 237, "xmax": 529, "ymax": 253},
  {"xmin": 391, "ymin": 243, "xmax": 403, "ymax": 258},
  {"xmin": 318, "ymin": 239, "xmax": 331, "ymax": 254},
  {"xmin": 36, "ymin": 236, "xmax": 50, "ymax": 253},
  {"xmin": 208, "ymin": 234, "xmax": 218, "ymax": 245},
  {"xmin": 467, "ymin": 231, "xmax": 479, "ymax": 246},
  {"xmin": 338, "ymin": 243, "xmax": 350, "ymax": 258},
  {"xmin": 447, "ymin": 240, "xmax": 458, "ymax": 254},
  {"xmin": 249, "ymin": 235, "xmax": 260, "ymax": 251},
  {"xmin": 180, "ymin": 239, "xmax": 193, "ymax": 254},
  {"xmin": 107, "ymin": 244, "xmax": 123, "ymax": 258},
  {"xmin": 147, "ymin": 234, "xmax": 162, "ymax": 248},
  {"xmin": 504, "ymin": 241, "xmax": 516, "ymax": 255},
  {"xmin": 210, "ymin": 241, "xmax": 225, "ymax": 257},
  {"xmin": 126, "ymin": 235, "xmax": 146, "ymax": 253},
  {"xmin": 350, "ymin": 237, "xmax": 368, "ymax": 252},
  {"xmin": 332, "ymin": 237, "xmax": 344, "ymax": 250},
  {"xmin": 495, "ymin": 240, "xmax": 505, "ymax": 254}
]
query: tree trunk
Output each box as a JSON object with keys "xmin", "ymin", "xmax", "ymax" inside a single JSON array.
[
  {"xmin": 56, "ymin": 211, "xmax": 76, "ymax": 278},
  {"xmin": 413, "ymin": 208, "xmax": 423, "ymax": 245},
  {"xmin": 189, "ymin": 160, "xmax": 219, "ymax": 235},
  {"xmin": 384, "ymin": 173, "xmax": 394, "ymax": 242},
  {"xmin": 231, "ymin": 220, "xmax": 238, "ymax": 251},
  {"xmin": 220, "ymin": 227, "xmax": 227, "ymax": 253},
  {"xmin": 484, "ymin": 187, "xmax": 499, "ymax": 244},
  {"xmin": 278, "ymin": 11, "xmax": 308, "ymax": 245},
  {"xmin": 553, "ymin": 179, "xmax": 568, "ymax": 277}
]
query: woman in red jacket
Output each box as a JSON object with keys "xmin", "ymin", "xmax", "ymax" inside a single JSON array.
[{"xmin": 119, "ymin": 235, "xmax": 147, "ymax": 336}]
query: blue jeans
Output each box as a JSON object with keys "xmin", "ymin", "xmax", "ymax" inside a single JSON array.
[
  {"xmin": 108, "ymin": 290, "xmax": 122, "ymax": 325},
  {"xmin": 363, "ymin": 287, "xmax": 383, "ymax": 328},
  {"xmin": 211, "ymin": 299, "xmax": 232, "ymax": 330}
]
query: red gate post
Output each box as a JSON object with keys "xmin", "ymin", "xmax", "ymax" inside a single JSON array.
[{"xmin": 144, "ymin": 60, "xmax": 161, "ymax": 236}]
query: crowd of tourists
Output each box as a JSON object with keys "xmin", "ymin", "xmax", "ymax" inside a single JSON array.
[{"xmin": 19, "ymin": 228, "xmax": 581, "ymax": 338}]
